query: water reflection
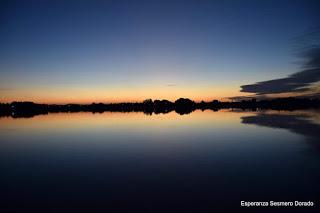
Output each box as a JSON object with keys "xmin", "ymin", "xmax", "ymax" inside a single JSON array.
[
  {"xmin": 241, "ymin": 110, "xmax": 320, "ymax": 141},
  {"xmin": 0, "ymin": 110, "xmax": 319, "ymax": 212}
]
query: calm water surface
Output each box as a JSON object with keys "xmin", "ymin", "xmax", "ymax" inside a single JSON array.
[{"xmin": 0, "ymin": 110, "xmax": 319, "ymax": 211}]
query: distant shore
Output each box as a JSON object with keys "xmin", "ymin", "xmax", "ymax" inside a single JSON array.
[{"xmin": 1, "ymin": 97, "xmax": 320, "ymax": 118}]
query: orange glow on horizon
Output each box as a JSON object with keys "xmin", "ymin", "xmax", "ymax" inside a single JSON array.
[{"xmin": 0, "ymin": 85, "xmax": 245, "ymax": 104}]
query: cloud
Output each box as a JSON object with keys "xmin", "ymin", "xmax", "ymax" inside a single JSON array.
[
  {"xmin": 0, "ymin": 87, "xmax": 12, "ymax": 91},
  {"xmin": 240, "ymin": 30, "xmax": 320, "ymax": 97},
  {"xmin": 240, "ymin": 68, "xmax": 320, "ymax": 95}
]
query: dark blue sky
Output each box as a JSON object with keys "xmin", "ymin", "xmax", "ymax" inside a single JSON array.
[{"xmin": 0, "ymin": 0, "xmax": 319, "ymax": 103}]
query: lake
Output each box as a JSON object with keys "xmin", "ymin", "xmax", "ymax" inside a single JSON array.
[{"xmin": 0, "ymin": 109, "xmax": 319, "ymax": 212}]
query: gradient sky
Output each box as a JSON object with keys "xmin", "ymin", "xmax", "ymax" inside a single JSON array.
[{"xmin": 0, "ymin": 0, "xmax": 319, "ymax": 103}]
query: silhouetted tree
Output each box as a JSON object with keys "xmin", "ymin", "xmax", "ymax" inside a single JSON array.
[{"xmin": 174, "ymin": 98, "xmax": 195, "ymax": 115}]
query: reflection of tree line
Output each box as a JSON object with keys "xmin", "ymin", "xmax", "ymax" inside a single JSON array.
[{"xmin": 0, "ymin": 97, "xmax": 320, "ymax": 118}]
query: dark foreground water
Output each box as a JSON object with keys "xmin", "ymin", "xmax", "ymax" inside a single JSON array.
[{"xmin": 0, "ymin": 110, "xmax": 319, "ymax": 212}]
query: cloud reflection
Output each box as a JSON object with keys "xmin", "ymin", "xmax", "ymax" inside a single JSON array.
[{"xmin": 241, "ymin": 111, "xmax": 320, "ymax": 146}]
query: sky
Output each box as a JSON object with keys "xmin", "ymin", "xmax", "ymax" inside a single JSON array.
[{"xmin": 0, "ymin": 0, "xmax": 319, "ymax": 103}]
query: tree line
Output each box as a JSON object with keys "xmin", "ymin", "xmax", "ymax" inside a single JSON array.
[{"xmin": 0, "ymin": 97, "xmax": 319, "ymax": 118}]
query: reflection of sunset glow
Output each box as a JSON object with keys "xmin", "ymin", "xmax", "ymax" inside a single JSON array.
[{"xmin": 0, "ymin": 110, "xmax": 256, "ymax": 132}]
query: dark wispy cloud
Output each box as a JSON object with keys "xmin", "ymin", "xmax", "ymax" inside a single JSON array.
[
  {"xmin": 240, "ymin": 30, "xmax": 320, "ymax": 97},
  {"xmin": 166, "ymin": 84, "xmax": 177, "ymax": 87},
  {"xmin": 241, "ymin": 48, "xmax": 320, "ymax": 95},
  {"xmin": 0, "ymin": 87, "xmax": 12, "ymax": 91}
]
